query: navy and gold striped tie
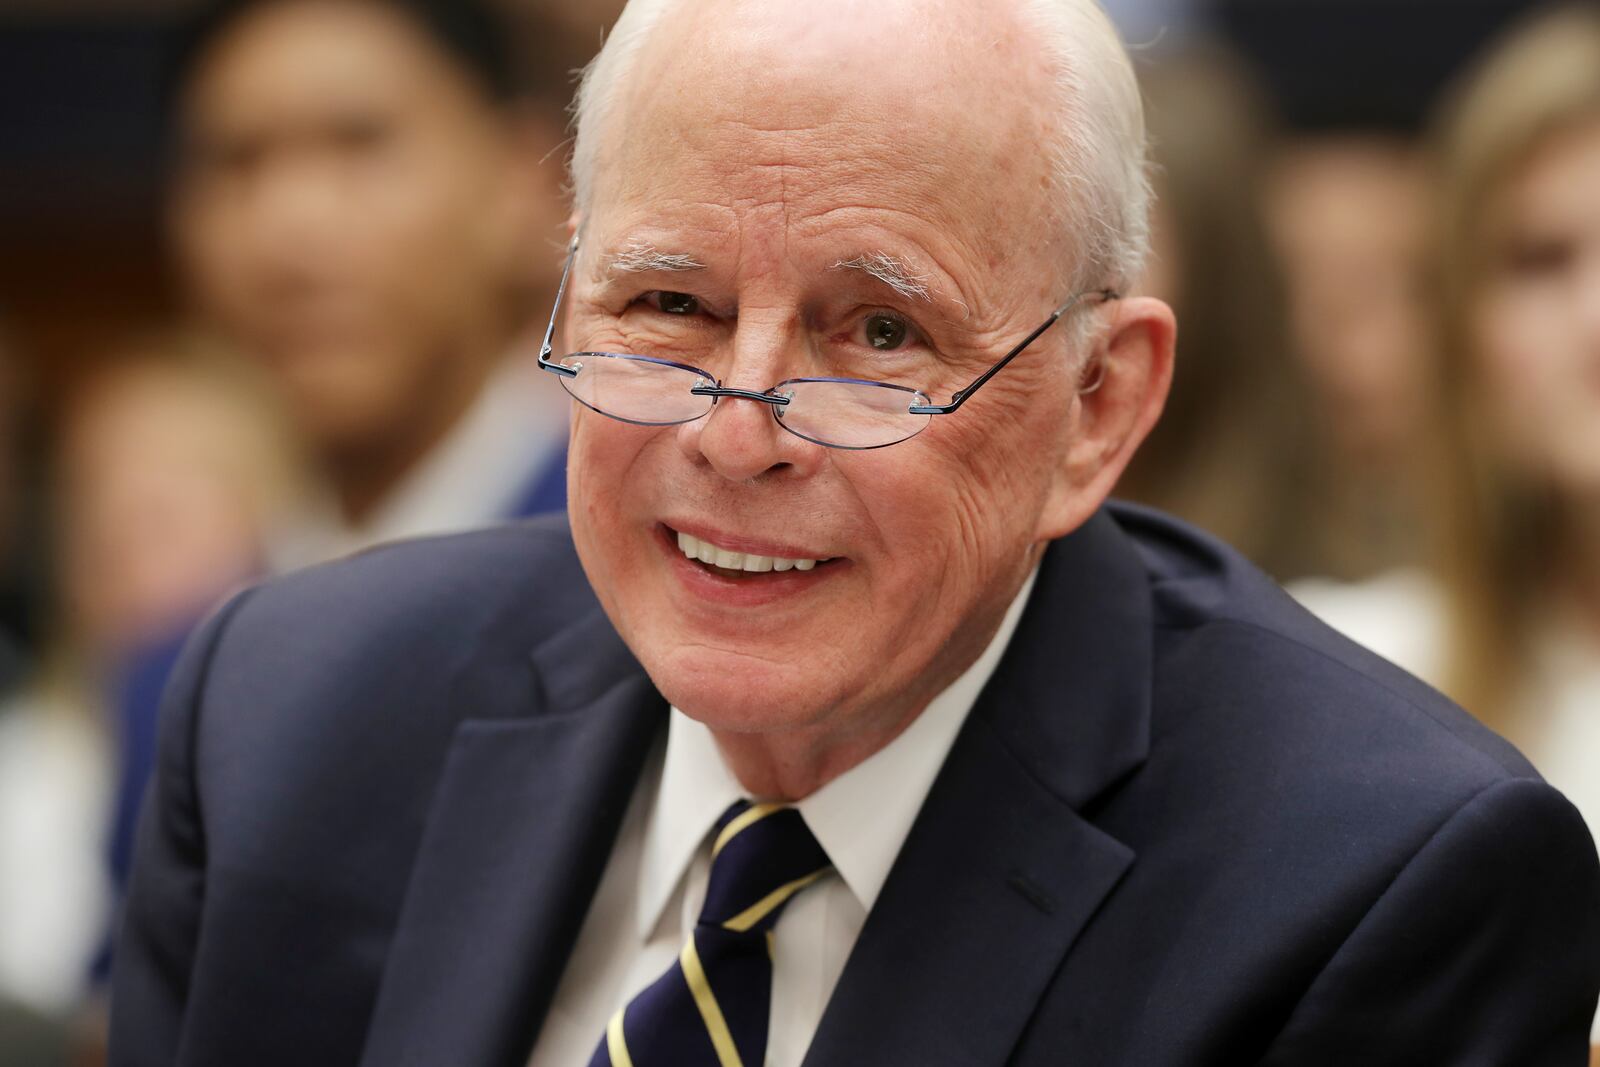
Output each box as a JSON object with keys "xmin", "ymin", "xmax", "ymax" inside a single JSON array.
[{"xmin": 589, "ymin": 799, "xmax": 833, "ymax": 1067}]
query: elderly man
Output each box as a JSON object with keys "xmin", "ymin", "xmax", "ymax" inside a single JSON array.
[{"xmin": 110, "ymin": 1, "xmax": 1600, "ymax": 1065}]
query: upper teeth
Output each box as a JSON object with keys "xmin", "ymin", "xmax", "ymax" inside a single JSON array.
[{"xmin": 677, "ymin": 531, "xmax": 824, "ymax": 573}]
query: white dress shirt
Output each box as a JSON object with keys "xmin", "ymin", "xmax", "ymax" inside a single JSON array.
[
  {"xmin": 0, "ymin": 693, "xmax": 110, "ymax": 1014},
  {"xmin": 528, "ymin": 567, "xmax": 1039, "ymax": 1067},
  {"xmin": 269, "ymin": 353, "xmax": 567, "ymax": 570}
]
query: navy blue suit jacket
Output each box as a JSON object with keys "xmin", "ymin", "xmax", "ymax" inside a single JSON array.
[{"xmin": 110, "ymin": 504, "xmax": 1600, "ymax": 1065}]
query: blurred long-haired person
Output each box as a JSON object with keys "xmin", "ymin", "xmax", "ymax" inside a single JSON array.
[
  {"xmin": 0, "ymin": 340, "xmax": 302, "ymax": 1060},
  {"xmin": 1298, "ymin": 14, "xmax": 1600, "ymax": 1046},
  {"xmin": 1120, "ymin": 44, "xmax": 1315, "ymax": 580}
]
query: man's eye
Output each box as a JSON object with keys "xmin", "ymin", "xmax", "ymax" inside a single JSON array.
[
  {"xmin": 648, "ymin": 291, "xmax": 700, "ymax": 315},
  {"xmin": 864, "ymin": 313, "xmax": 910, "ymax": 351}
]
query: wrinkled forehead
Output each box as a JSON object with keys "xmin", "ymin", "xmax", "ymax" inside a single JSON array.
[{"xmin": 589, "ymin": 0, "xmax": 1064, "ymax": 288}]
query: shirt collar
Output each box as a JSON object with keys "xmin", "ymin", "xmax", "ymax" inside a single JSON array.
[
  {"xmin": 636, "ymin": 565, "xmax": 1038, "ymax": 938},
  {"xmin": 636, "ymin": 707, "xmax": 745, "ymax": 940}
]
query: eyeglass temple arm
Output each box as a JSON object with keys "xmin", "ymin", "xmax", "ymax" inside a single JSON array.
[
  {"xmin": 539, "ymin": 237, "xmax": 582, "ymax": 379},
  {"xmin": 908, "ymin": 288, "xmax": 1118, "ymax": 416}
]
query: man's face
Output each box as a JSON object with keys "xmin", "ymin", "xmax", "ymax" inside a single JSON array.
[
  {"xmin": 565, "ymin": 0, "xmax": 1098, "ymax": 738},
  {"xmin": 171, "ymin": 0, "xmax": 524, "ymax": 458}
]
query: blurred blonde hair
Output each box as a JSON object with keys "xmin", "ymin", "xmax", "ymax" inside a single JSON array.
[
  {"xmin": 29, "ymin": 330, "xmax": 304, "ymax": 721},
  {"xmin": 53, "ymin": 331, "xmax": 305, "ymax": 652},
  {"xmin": 1430, "ymin": 4, "xmax": 1600, "ymax": 729},
  {"xmin": 60, "ymin": 331, "xmax": 304, "ymax": 536}
]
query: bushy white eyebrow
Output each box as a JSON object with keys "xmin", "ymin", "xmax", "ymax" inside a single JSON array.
[
  {"xmin": 829, "ymin": 252, "xmax": 935, "ymax": 303},
  {"xmin": 605, "ymin": 241, "xmax": 707, "ymax": 274},
  {"xmin": 601, "ymin": 244, "xmax": 955, "ymax": 313}
]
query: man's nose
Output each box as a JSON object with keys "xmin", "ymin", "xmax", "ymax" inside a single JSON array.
[{"xmin": 676, "ymin": 323, "xmax": 827, "ymax": 483}]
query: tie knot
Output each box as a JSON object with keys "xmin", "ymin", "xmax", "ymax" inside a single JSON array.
[{"xmin": 699, "ymin": 800, "xmax": 832, "ymax": 934}]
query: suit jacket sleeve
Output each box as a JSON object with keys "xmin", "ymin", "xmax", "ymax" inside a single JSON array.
[
  {"xmin": 1261, "ymin": 775, "xmax": 1600, "ymax": 1065},
  {"xmin": 108, "ymin": 589, "xmax": 255, "ymax": 1067}
]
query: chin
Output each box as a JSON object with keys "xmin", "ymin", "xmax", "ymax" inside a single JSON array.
[{"xmin": 646, "ymin": 643, "xmax": 843, "ymax": 737}]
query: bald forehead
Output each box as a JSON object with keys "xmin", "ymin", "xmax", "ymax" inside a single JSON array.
[
  {"xmin": 625, "ymin": 0, "xmax": 1047, "ymax": 126},
  {"xmin": 596, "ymin": 0, "xmax": 1062, "ymax": 260},
  {"xmin": 667, "ymin": 0, "xmax": 1034, "ymax": 72}
]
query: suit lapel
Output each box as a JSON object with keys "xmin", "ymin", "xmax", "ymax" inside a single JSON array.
[
  {"xmin": 802, "ymin": 724, "xmax": 1134, "ymax": 1067},
  {"xmin": 804, "ymin": 510, "xmax": 1154, "ymax": 1066},
  {"xmin": 358, "ymin": 607, "xmax": 664, "ymax": 1067}
]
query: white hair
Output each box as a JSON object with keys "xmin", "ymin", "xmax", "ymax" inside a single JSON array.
[
  {"xmin": 1017, "ymin": 0, "xmax": 1152, "ymax": 293},
  {"xmin": 607, "ymin": 240, "xmax": 706, "ymax": 274},
  {"xmin": 830, "ymin": 253, "xmax": 935, "ymax": 303},
  {"xmin": 569, "ymin": 0, "xmax": 1150, "ymax": 295}
]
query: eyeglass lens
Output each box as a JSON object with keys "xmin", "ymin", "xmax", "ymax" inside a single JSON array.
[{"xmin": 552, "ymin": 353, "xmax": 933, "ymax": 449}]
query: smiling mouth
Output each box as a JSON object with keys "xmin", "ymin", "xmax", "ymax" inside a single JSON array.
[{"xmin": 667, "ymin": 527, "xmax": 839, "ymax": 578}]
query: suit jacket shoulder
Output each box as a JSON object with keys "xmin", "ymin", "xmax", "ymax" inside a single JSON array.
[
  {"xmin": 110, "ymin": 516, "xmax": 623, "ymax": 1067},
  {"xmin": 188, "ymin": 519, "xmax": 587, "ymax": 833},
  {"xmin": 1120, "ymin": 501, "xmax": 1538, "ymax": 802},
  {"xmin": 1011, "ymin": 503, "xmax": 1600, "ymax": 1063}
]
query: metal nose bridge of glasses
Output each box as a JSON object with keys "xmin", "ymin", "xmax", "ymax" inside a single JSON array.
[{"xmin": 536, "ymin": 238, "xmax": 1120, "ymax": 444}]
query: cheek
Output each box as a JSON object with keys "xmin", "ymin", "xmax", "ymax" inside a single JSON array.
[
  {"xmin": 873, "ymin": 396, "xmax": 1056, "ymax": 575},
  {"xmin": 1476, "ymin": 292, "xmax": 1574, "ymax": 430},
  {"xmin": 363, "ymin": 181, "xmax": 479, "ymax": 289},
  {"xmin": 179, "ymin": 201, "xmax": 252, "ymax": 309},
  {"xmin": 566, "ymin": 412, "xmax": 665, "ymax": 574},
  {"xmin": 568, "ymin": 413, "xmax": 637, "ymax": 515},
  {"xmin": 955, "ymin": 376, "xmax": 1066, "ymax": 496},
  {"xmin": 1472, "ymin": 289, "xmax": 1600, "ymax": 488}
]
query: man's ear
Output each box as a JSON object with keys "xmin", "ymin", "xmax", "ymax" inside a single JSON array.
[{"xmin": 1035, "ymin": 295, "xmax": 1176, "ymax": 540}]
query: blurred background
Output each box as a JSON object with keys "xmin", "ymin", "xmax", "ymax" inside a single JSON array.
[{"xmin": 2, "ymin": 0, "xmax": 1598, "ymax": 1061}]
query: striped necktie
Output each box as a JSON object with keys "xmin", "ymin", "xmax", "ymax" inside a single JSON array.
[{"xmin": 589, "ymin": 799, "xmax": 833, "ymax": 1067}]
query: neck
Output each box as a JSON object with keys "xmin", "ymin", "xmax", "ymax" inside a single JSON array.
[
  {"xmin": 709, "ymin": 696, "xmax": 933, "ymax": 801},
  {"xmin": 325, "ymin": 357, "xmax": 496, "ymax": 526}
]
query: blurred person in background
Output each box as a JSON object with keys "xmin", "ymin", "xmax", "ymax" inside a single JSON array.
[
  {"xmin": 62, "ymin": 0, "xmax": 592, "ymax": 1012},
  {"xmin": 1265, "ymin": 129, "xmax": 1433, "ymax": 580},
  {"xmin": 0, "ymin": 332, "xmax": 77, "ymax": 1066},
  {"xmin": 0, "ymin": 345, "xmax": 22, "ymax": 694},
  {"xmin": 0, "ymin": 340, "xmax": 300, "ymax": 1056},
  {"xmin": 59, "ymin": 351, "xmax": 299, "ymax": 665},
  {"xmin": 1212, "ymin": 0, "xmax": 1532, "ymax": 584},
  {"xmin": 1119, "ymin": 45, "xmax": 1314, "ymax": 579},
  {"xmin": 166, "ymin": 0, "xmax": 572, "ymax": 570},
  {"xmin": 1297, "ymin": 9, "xmax": 1600, "ymax": 1045},
  {"xmin": 0, "ymin": 331, "xmax": 43, "ymax": 700},
  {"xmin": 58, "ymin": 347, "xmax": 303, "ymax": 949}
]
